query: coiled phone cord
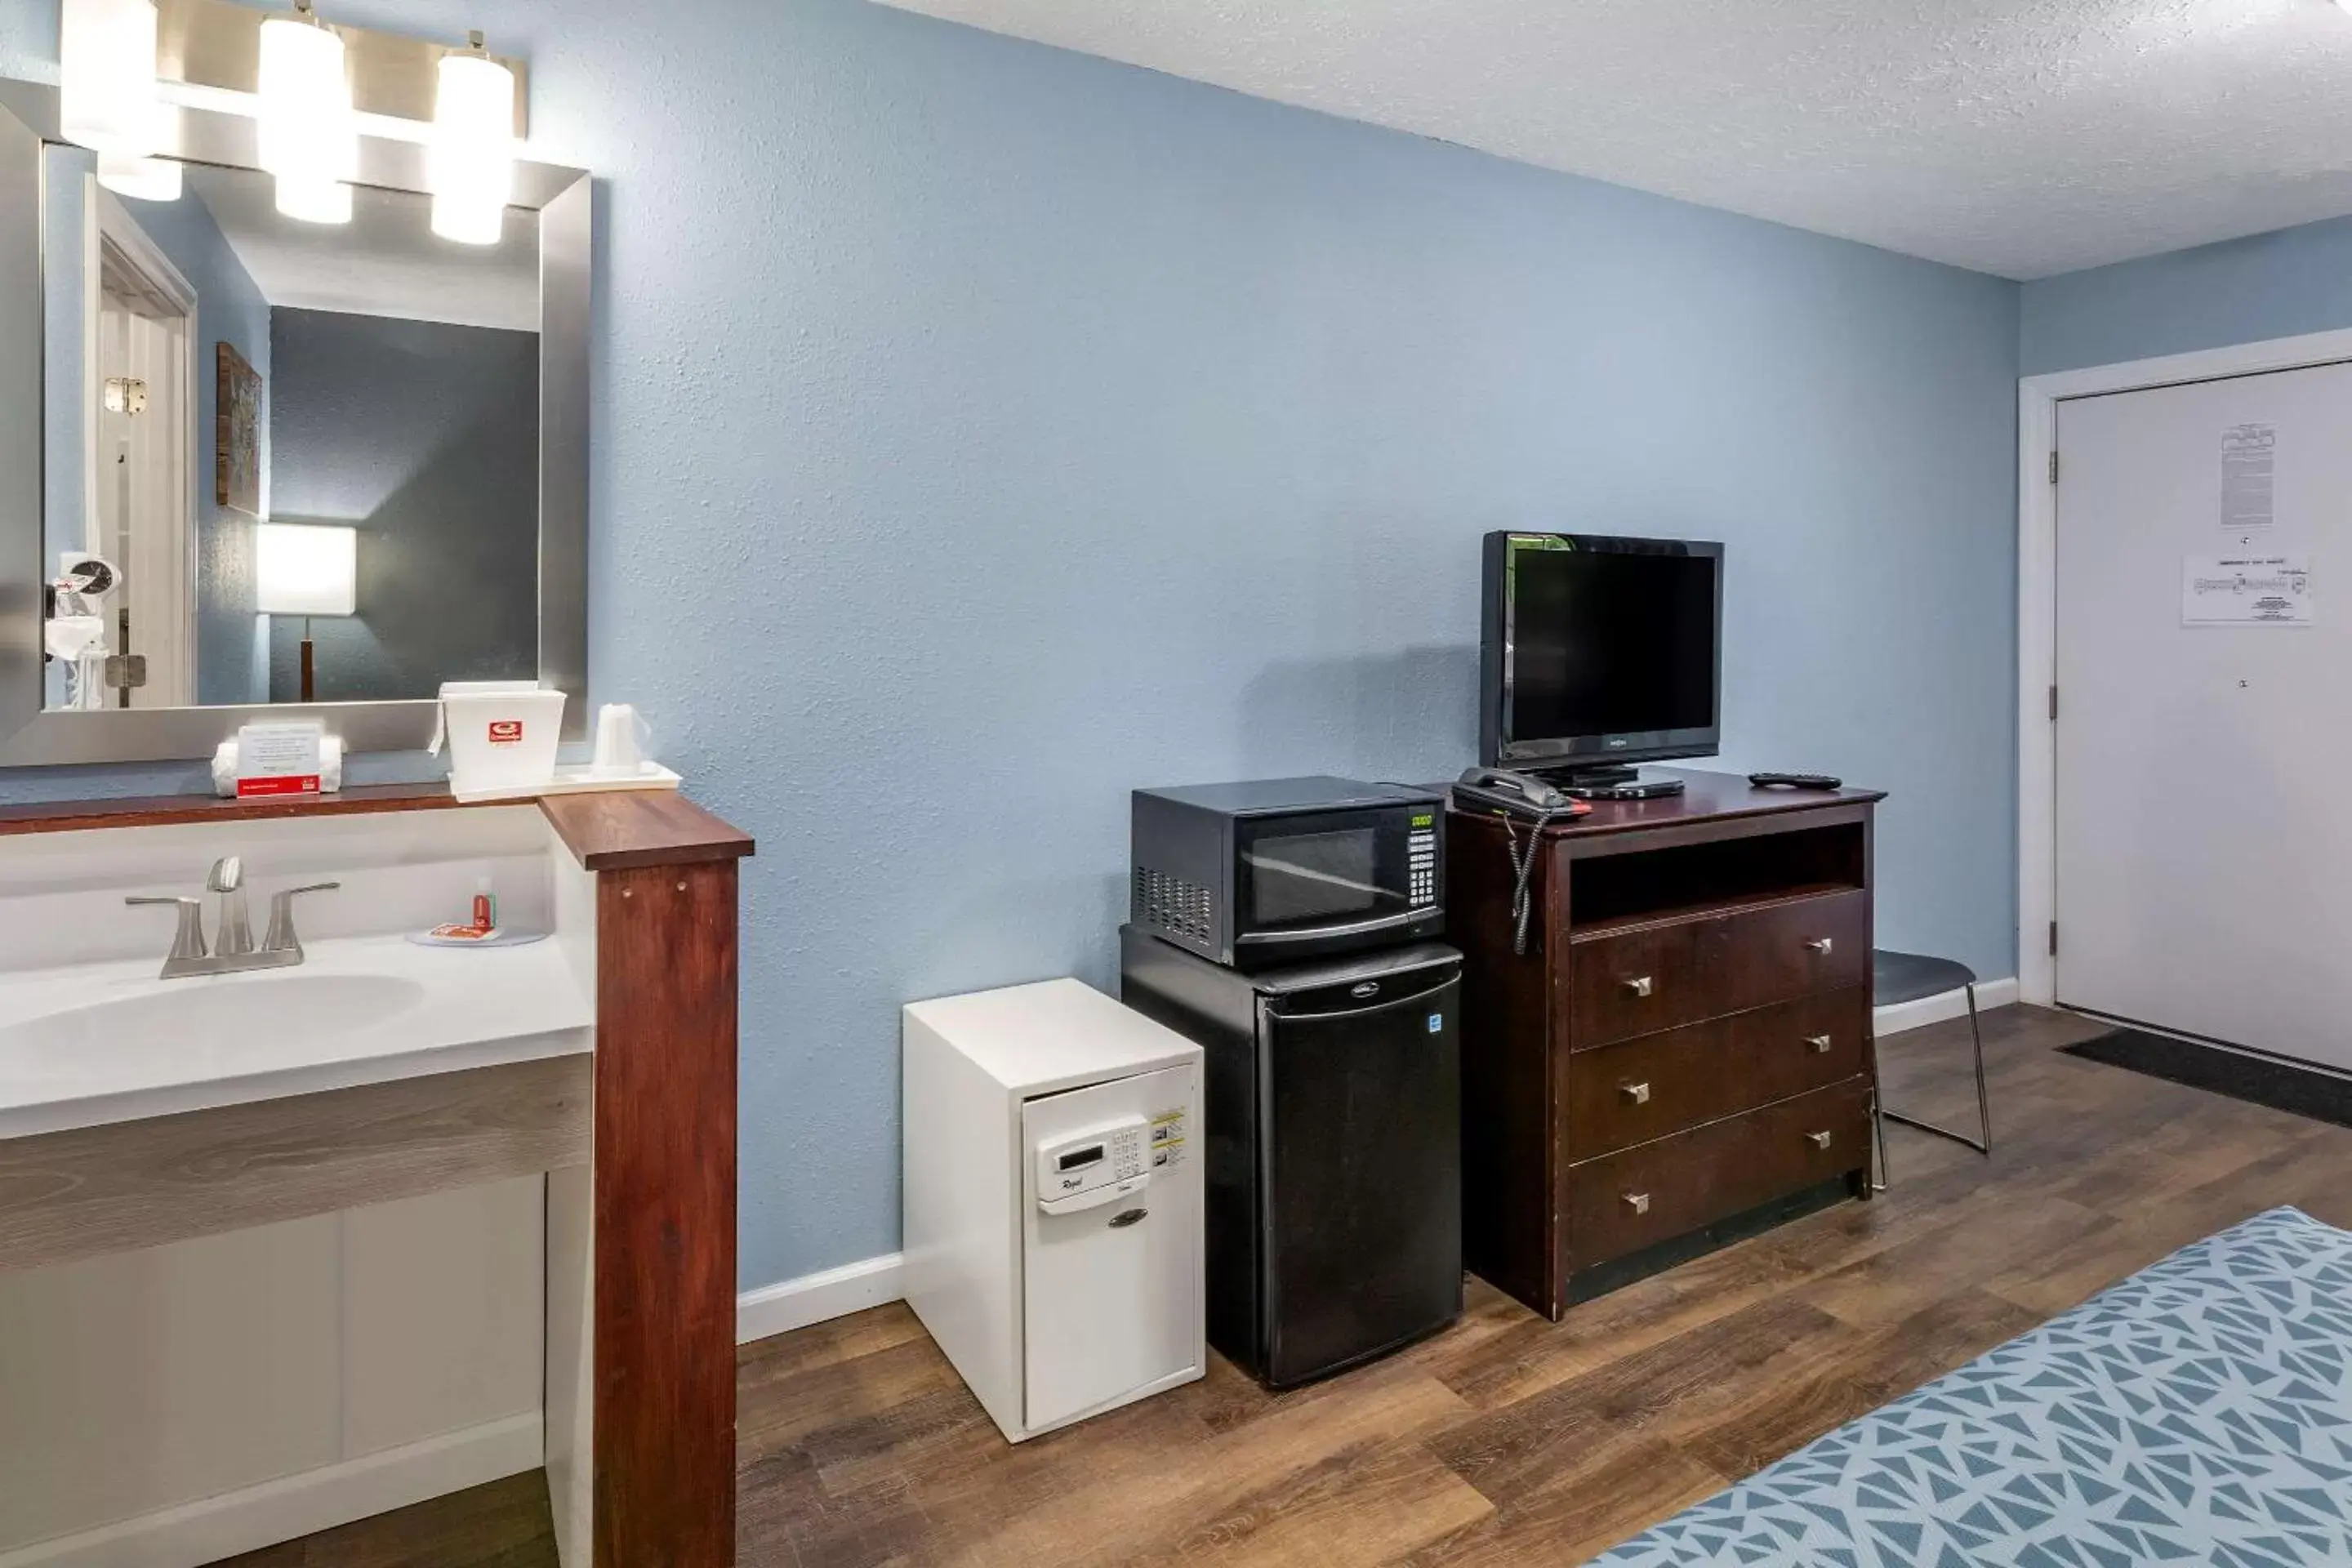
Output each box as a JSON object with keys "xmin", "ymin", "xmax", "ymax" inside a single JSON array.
[{"xmin": 1503, "ymin": 806, "xmax": 1572, "ymax": 956}]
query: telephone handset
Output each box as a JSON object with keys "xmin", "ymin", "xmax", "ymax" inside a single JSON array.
[
  {"xmin": 1451, "ymin": 768, "xmax": 1589, "ymax": 956},
  {"xmin": 1453, "ymin": 766, "xmax": 1575, "ymax": 815}
]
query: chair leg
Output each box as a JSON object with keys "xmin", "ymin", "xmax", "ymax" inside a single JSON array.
[
  {"xmin": 1966, "ymin": 982, "xmax": 1993, "ymax": 1152},
  {"xmin": 1878, "ymin": 982, "xmax": 1993, "ymax": 1157}
]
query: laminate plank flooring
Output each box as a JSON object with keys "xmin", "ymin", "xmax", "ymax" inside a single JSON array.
[{"xmin": 205, "ymin": 1004, "xmax": 2352, "ymax": 1567}]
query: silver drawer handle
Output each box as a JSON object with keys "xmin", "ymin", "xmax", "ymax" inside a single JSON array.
[
  {"xmin": 1622, "ymin": 975, "xmax": 1654, "ymax": 998},
  {"xmin": 1622, "ymin": 1192, "xmax": 1651, "ymax": 1216},
  {"xmin": 1619, "ymin": 1081, "xmax": 1652, "ymax": 1106},
  {"xmin": 1806, "ymin": 1130, "xmax": 1834, "ymax": 1150},
  {"xmin": 1805, "ymin": 938, "xmax": 1834, "ymax": 955},
  {"xmin": 1805, "ymin": 1034, "xmax": 1833, "ymax": 1054}
]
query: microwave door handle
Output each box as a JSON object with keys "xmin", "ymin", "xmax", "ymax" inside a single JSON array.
[{"xmin": 1248, "ymin": 909, "xmax": 1426, "ymax": 945}]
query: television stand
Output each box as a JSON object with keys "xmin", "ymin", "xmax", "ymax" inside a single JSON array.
[
  {"xmin": 1537, "ymin": 764, "xmax": 1687, "ymax": 801},
  {"xmin": 1446, "ymin": 769, "xmax": 1887, "ymax": 1317}
]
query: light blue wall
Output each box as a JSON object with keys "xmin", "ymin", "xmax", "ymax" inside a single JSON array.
[
  {"xmin": 0, "ymin": 0, "xmax": 2021, "ymax": 1288},
  {"xmin": 2022, "ymin": 217, "xmax": 2352, "ymax": 375},
  {"xmin": 126, "ymin": 180, "xmax": 273, "ymax": 705}
]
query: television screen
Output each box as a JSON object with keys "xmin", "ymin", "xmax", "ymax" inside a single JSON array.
[{"xmin": 1483, "ymin": 534, "xmax": 1722, "ymax": 768}]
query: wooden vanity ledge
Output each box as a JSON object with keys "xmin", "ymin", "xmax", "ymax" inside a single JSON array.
[
  {"xmin": 537, "ymin": 790, "xmax": 755, "ymax": 871},
  {"xmin": 0, "ymin": 782, "xmax": 755, "ymax": 869}
]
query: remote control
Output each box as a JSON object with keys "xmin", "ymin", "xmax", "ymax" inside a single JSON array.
[{"xmin": 1748, "ymin": 771, "xmax": 1843, "ymax": 791}]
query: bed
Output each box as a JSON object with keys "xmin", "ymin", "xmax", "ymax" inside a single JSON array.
[{"xmin": 1588, "ymin": 1206, "xmax": 2352, "ymax": 1566}]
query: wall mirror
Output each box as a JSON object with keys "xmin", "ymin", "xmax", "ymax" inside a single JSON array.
[{"xmin": 0, "ymin": 81, "xmax": 586, "ymax": 766}]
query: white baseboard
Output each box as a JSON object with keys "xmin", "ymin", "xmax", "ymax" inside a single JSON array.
[
  {"xmin": 1874, "ymin": 976, "xmax": 2019, "ymax": 1037},
  {"xmin": 737, "ymin": 1251, "xmax": 904, "ymax": 1344},
  {"xmin": 727, "ymin": 980, "xmax": 2026, "ymax": 1352},
  {"xmin": 0, "ymin": 1413, "xmax": 542, "ymax": 1568}
]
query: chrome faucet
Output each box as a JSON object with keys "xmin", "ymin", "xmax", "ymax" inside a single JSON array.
[
  {"xmin": 126, "ymin": 863, "xmax": 340, "ymax": 979},
  {"xmin": 209, "ymin": 856, "xmax": 254, "ymax": 956}
]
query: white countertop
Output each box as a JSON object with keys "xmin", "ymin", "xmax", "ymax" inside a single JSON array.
[{"xmin": 0, "ymin": 933, "xmax": 594, "ymax": 1141}]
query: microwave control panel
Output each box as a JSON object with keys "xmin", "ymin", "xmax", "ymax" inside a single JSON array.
[{"xmin": 1408, "ymin": 823, "xmax": 1438, "ymax": 907}]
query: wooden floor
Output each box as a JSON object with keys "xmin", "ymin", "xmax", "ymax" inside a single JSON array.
[{"xmin": 211, "ymin": 1004, "xmax": 2352, "ymax": 1567}]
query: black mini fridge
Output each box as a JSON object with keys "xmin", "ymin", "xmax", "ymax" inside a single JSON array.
[{"xmin": 1120, "ymin": 925, "xmax": 1462, "ymax": 1388}]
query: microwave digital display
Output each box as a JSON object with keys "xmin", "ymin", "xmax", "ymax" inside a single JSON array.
[{"xmin": 1246, "ymin": 828, "xmax": 1381, "ymax": 926}]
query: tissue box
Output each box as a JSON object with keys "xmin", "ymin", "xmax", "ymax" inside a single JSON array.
[{"xmin": 437, "ymin": 682, "xmax": 566, "ymax": 795}]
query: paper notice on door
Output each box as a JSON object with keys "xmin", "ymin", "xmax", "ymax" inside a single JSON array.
[
  {"xmin": 2182, "ymin": 553, "xmax": 2312, "ymax": 626},
  {"xmin": 2220, "ymin": 423, "xmax": 2277, "ymax": 532}
]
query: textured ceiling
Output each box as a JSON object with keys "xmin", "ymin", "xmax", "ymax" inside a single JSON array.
[{"xmin": 871, "ymin": 0, "xmax": 2352, "ymax": 279}]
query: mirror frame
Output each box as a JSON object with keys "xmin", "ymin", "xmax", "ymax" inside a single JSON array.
[{"xmin": 0, "ymin": 79, "xmax": 588, "ymax": 765}]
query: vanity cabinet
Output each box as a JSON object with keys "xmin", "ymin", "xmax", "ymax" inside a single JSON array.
[
  {"xmin": 0, "ymin": 785, "xmax": 751, "ymax": 1568},
  {"xmin": 1446, "ymin": 771, "xmax": 1882, "ymax": 1319}
]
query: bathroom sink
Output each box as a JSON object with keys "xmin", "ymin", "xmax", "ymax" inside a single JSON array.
[
  {"xmin": 0, "ymin": 933, "xmax": 594, "ymax": 1139},
  {"xmin": 0, "ymin": 972, "xmax": 430, "ymax": 1086}
]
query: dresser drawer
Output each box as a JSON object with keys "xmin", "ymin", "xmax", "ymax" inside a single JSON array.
[
  {"xmin": 1566, "ymin": 1078, "xmax": 1871, "ymax": 1270},
  {"xmin": 1564, "ymin": 988, "xmax": 1868, "ymax": 1160},
  {"xmin": 1568, "ymin": 889, "xmax": 1868, "ymax": 1049}
]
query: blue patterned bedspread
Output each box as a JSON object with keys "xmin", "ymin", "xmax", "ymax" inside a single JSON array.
[{"xmin": 1590, "ymin": 1206, "xmax": 2352, "ymax": 1566}]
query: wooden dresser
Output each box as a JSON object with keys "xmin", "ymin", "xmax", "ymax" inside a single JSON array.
[{"xmin": 1446, "ymin": 771, "xmax": 1883, "ymax": 1319}]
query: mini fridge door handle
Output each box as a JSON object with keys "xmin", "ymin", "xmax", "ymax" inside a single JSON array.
[{"xmin": 1264, "ymin": 973, "xmax": 1456, "ymax": 1022}]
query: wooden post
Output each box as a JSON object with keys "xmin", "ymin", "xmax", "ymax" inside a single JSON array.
[{"xmin": 538, "ymin": 791, "xmax": 752, "ymax": 1568}]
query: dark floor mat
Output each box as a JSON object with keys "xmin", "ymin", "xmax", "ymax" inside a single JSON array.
[{"xmin": 2062, "ymin": 1027, "xmax": 2352, "ymax": 1131}]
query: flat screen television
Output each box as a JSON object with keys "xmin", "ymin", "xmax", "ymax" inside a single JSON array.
[{"xmin": 1479, "ymin": 532, "xmax": 1723, "ymax": 780}]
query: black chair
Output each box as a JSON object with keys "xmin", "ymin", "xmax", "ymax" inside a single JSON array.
[{"xmin": 1869, "ymin": 950, "xmax": 1992, "ymax": 1186}]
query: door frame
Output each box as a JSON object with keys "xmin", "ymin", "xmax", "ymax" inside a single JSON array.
[
  {"xmin": 91, "ymin": 188, "xmax": 198, "ymax": 706},
  {"xmin": 2017, "ymin": 325, "xmax": 2352, "ymax": 1006}
]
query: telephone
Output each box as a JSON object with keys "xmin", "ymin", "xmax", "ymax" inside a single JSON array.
[
  {"xmin": 1451, "ymin": 767, "xmax": 1584, "ymax": 818},
  {"xmin": 1452, "ymin": 768, "xmax": 1589, "ymax": 956}
]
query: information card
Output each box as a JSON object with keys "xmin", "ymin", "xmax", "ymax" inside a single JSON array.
[
  {"xmin": 2181, "ymin": 553, "xmax": 2313, "ymax": 626},
  {"xmin": 235, "ymin": 721, "xmax": 325, "ymax": 796}
]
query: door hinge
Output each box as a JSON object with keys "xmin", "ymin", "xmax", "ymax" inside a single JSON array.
[
  {"xmin": 2047, "ymin": 684, "xmax": 2058, "ymax": 722},
  {"xmin": 2048, "ymin": 920, "xmax": 2058, "ymax": 957},
  {"xmin": 2048, "ymin": 450, "xmax": 2060, "ymax": 484}
]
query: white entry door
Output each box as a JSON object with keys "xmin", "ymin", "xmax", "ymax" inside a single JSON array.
[{"xmin": 2054, "ymin": 359, "xmax": 2352, "ymax": 1073}]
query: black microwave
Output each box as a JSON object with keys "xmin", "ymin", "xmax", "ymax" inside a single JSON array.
[{"xmin": 1130, "ymin": 777, "xmax": 1443, "ymax": 969}]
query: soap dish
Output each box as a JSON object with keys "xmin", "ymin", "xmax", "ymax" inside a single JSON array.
[{"xmin": 405, "ymin": 929, "xmax": 552, "ymax": 950}]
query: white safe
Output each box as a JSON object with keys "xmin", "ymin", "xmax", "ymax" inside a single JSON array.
[{"xmin": 902, "ymin": 978, "xmax": 1205, "ymax": 1442}]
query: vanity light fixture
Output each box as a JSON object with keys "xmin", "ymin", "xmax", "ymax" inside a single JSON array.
[
  {"xmin": 61, "ymin": 0, "xmax": 180, "ymax": 198},
  {"xmin": 429, "ymin": 31, "xmax": 514, "ymax": 245},
  {"xmin": 96, "ymin": 149, "xmax": 181, "ymax": 202},
  {"xmin": 60, "ymin": 0, "xmax": 161, "ymax": 154},
  {"xmin": 257, "ymin": 0, "xmax": 356, "ymax": 224},
  {"xmin": 274, "ymin": 172, "xmax": 351, "ymax": 224}
]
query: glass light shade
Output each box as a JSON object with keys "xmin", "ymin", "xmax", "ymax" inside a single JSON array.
[
  {"xmin": 429, "ymin": 51, "xmax": 514, "ymax": 246},
  {"xmin": 96, "ymin": 151, "xmax": 181, "ymax": 203},
  {"xmin": 430, "ymin": 190, "xmax": 505, "ymax": 245},
  {"xmin": 257, "ymin": 15, "xmax": 354, "ymax": 189},
  {"xmin": 60, "ymin": 0, "xmax": 163, "ymax": 157},
  {"xmin": 274, "ymin": 174, "xmax": 352, "ymax": 225},
  {"xmin": 256, "ymin": 523, "xmax": 357, "ymax": 617}
]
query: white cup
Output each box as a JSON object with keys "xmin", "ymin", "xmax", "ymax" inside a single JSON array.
[{"xmin": 592, "ymin": 703, "xmax": 651, "ymax": 774}]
